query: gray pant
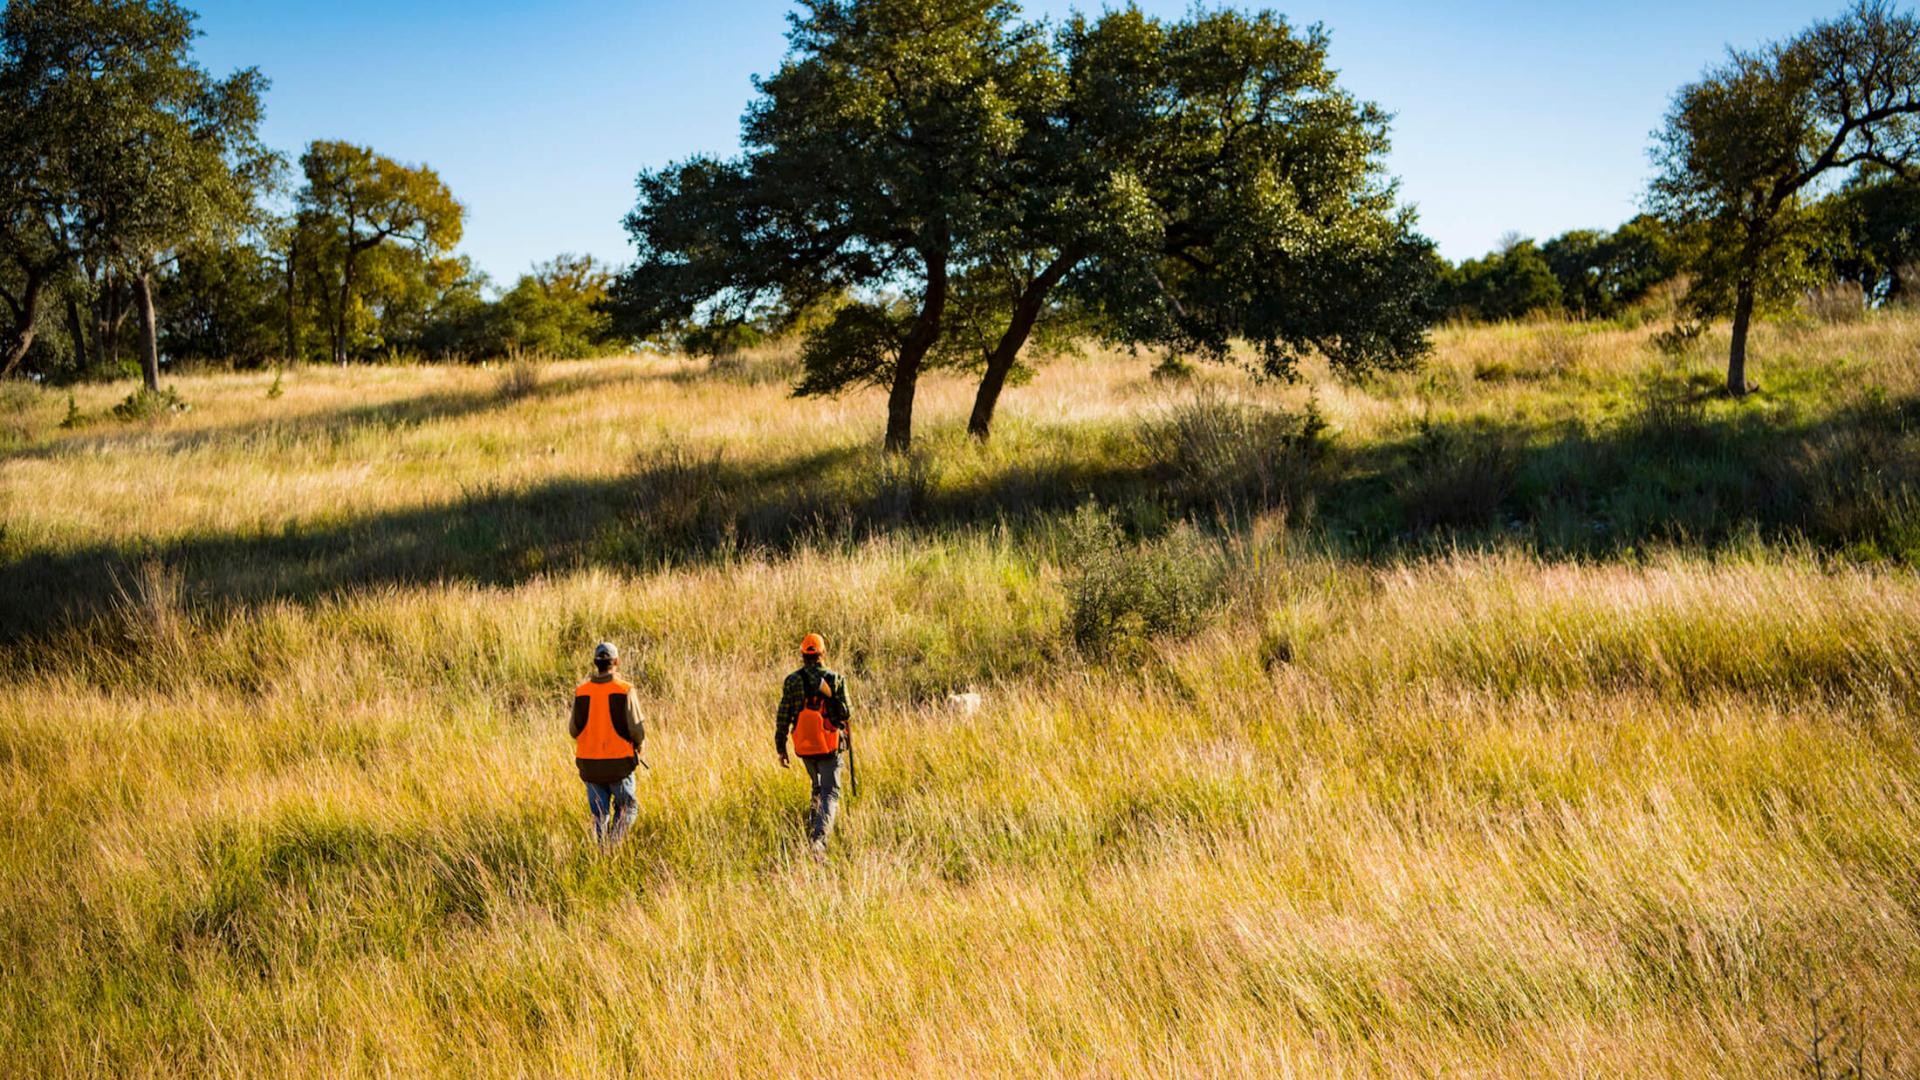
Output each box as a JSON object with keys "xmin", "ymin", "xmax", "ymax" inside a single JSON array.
[{"xmin": 802, "ymin": 751, "xmax": 842, "ymax": 843}]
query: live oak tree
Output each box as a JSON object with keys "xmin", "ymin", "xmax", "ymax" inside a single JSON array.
[
  {"xmin": 1539, "ymin": 215, "xmax": 1684, "ymax": 319},
  {"xmin": 963, "ymin": 7, "xmax": 1436, "ymax": 440},
  {"xmin": 616, "ymin": 0, "xmax": 1055, "ymax": 452},
  {"xmin": 1440, "ymin": 236, "xmax": 1563, "ymax": 322},
  {"xmin": 1, "ymin": 0, "xmax": 269, "ymax": 386},
  {"xmin": 1652, "ymin": 0, "xmax": 1920, "ymax": 396},
  {"xmin": 294, "ymin": 140, "xmax": 463, "ymax": 364},
  {"xmin": 489, "ymin": 253, "xmax": 621, "ymax": 359},
  {"xmin": 157, "ymin": 238, "xmax": 282, "ymax": 367},
  {"xmin": 0, "ymin": 0, "xmax": 80, "ymax": 378},
  {"xmin": 85, "ymin": 32, "xmax": 269, "ymax": 392}
]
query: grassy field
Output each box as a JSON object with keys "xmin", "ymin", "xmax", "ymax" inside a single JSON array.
[{"xmin": 2, "ymin": 313, "xmax": 1918, "ymax": 1076}]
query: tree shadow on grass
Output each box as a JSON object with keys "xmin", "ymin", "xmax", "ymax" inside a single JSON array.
[
  {"xmin": 4, "ymin": 384, "xmax": 1916, "ymax": 647},
  {"xmin": 0, "ymin": 436, "xmax": 1160, "ymax": 645},
  {"xmin": 1318, "ymin": 386, "xmax": 1920, "ymax": 561},
  {"xmin": 12, "ymin": 365, "xmax": 656, "ymax": 460}
]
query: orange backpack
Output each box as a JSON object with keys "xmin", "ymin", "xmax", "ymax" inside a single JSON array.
[{"xmin": 790, "ymin": 670, "xmax": 843, "ymax": 756}]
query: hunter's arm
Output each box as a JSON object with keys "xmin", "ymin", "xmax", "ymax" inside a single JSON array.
[{"xmin": 774, "ymin": 672, "xmax": 800, "ymax": 754}]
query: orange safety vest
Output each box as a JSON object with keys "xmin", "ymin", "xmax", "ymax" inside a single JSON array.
[
  {"xmin": 790, "ymin": 671, "xmax": 841, "ymax": 756},
  {"xmin": 573, "ymin": 677, "xmax": 639, "ymax": 779}
]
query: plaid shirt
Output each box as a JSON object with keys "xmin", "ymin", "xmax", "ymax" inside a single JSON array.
[{"xmin": 775, "ymin": 663, "xmax": 850, "ymax": 754}]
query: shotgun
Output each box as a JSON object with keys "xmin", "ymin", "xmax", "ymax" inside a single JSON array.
[
  {"xmin": 842, "ymin": 714, "xmax": 855, "ymax": 800},
  {"xmin": 820, "ymin": 674, "xmax": 853, "ymax": 800}
]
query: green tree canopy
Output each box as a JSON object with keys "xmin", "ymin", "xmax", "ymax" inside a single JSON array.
[
  {"xmin": 1651, "ymin": 0, "xmax": 1920, "ymax": 395},
  {"xmin": 158, "ymin": 238, "xmax": 280, "ymax": 367},
  {"xmin": 1539, "ymin": 230, "xmax": 1609, "ymax": 317},
  {"xmin": 294, "ymin": 139, "xmax": 463, "ymax": 364},
  {"xmin": 617, "ymin": 0, "xmax": 1050, "ymax": 451},
  {"xmin": 1, "ymin": 0, "xmax": 270, "ymax": 386},
  {"xmin": 1441, "ymin": 237, "xmax": 1563, "ymax": 322},
  {"xmin": 1821, "ymin": 168, "xmax": 1920, "ymax": 301},
  {"xmin": 1058, "ymin": 11, "xmax": 1433, "ymax": 389},
  {"xmin": 489, "ymin": 253, "xmax": 622, "ymax": 359},
  {"xmin": 960, "ymin": 6, "xmax": 1434, "ymax": 439}
]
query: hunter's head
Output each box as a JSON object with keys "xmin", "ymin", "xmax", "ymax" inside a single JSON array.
[{"xmin": 592, "ymin": 641, "xmax": 620, "ymax": 674}]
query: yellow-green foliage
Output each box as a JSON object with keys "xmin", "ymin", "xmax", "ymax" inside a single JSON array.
[{"xmin": 1, "ymin": 316, "xmax": 1917, "ymax": 1076}]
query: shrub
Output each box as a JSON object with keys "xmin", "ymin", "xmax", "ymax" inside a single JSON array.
[
  {"xmin": 1058, "ymin": 503, "xmax": 1222, "ymax": 659},
  {"xmin": 110, "ymin": 385, "xmax": 189, "ymax": 422},
  {"xmin": 628, "ymin": 447, "xmax": 736, "ymax": 560},
  {"xmin": 496, "ymin": 354, "xmax": 541, "ymax": 400},
  {"xmin": 1394, "ymin": 421, "xmax": 1516, "ymax": 532},
  {"xmin": 1150, "ymin": 352, "xmax": 1195, "ymax": 381},
  {"xmin": 59, "ymin": 392, "xmax": 86, "ymax": 429},
  {"xmin": 1139, "ymin": 390, "xmax": 1328, "ymax": 515},
  {"xmin": 1653, "ymin": 318, "xmax": 1709, "ymax": 358},
  {"xmin": 1472, "ymin": 357, "xmax": 1517, "ymax": 383}
]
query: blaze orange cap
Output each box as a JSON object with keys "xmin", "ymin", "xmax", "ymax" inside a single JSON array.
[{"xmin": 800, "ymin": 633, "xmax": 825, "ymax": 656}]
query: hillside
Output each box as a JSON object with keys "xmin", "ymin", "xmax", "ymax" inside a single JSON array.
[{"xmin": 2, "ymin": 316, "xmax": 1917, "ymax": 1076}]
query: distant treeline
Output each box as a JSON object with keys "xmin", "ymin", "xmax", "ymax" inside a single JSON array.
[
  {"xmin": 1436, "ymin": 174, "xmax": 1920, "ymax": 324},
  {"xmin": 5, "ymin": 132, "xmax": 627, "ymax": 382},
  {"xmin": 0, "ymin": 3, "xmax": 627, "ymax": 386}
]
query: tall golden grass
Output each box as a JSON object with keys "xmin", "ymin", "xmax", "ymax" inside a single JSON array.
[{"xmin": 1, "ymin": 315, "xmax": 1916, "ymax": 1077}]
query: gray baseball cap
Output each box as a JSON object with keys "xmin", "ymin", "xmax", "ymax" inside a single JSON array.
[{"xmin": 593, "ymin": 641, "xmax": 619, "ymax": 661}]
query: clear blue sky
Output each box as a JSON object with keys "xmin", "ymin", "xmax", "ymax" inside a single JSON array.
[{"xmin": 190, "ymin": 0, "xmax": 1842, "ymax": 288}]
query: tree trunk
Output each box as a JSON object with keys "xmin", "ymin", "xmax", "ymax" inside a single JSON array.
[
  {"xmin": 1727, "ymin": 274, "xmax": 1756, "ymax": 397},
  {"xmin": 65, "ymin": 290, "xmax": 88, "ymax": 370},
  {"xmin": 283, "ymin": 239, "xmax": 300, "ymax": 361},
  {"xmin": 333, "ymin": 250, "xmax": 356, "ymax": 365},
  {"xmin": 314, "ymin": 261, "xmax": 339, "ymax": 366},
  {"xmin": 0, "ymin": 267, "xmax": 50, "ymax": 378},
  {"xmin": 967, "ymin": 251, "xmax": 1080, "ymax": 441},
  {"xmin": 885, "ymin": 246, "xmax": 949, "ymax": 454},
  {"xmin": 332, "ymin": 288, "xmax": 348, "ymax": 365},
  {"xmin": 132, "ymin": 266, "xmax": 160, "ymax": 392},
  {"xmin": 98, "ymin": 272, "xmax": 129, "ymax": 371},
  {"xmin": 90, "ymin": 269, "xmax": 108, "ymax": 369}
]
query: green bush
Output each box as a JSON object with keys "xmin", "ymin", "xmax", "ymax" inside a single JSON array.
[
  {"xmin": 1139, "ymin": 391, "xmax": 1328, "ymax": 515},
  {"xmin": 495, "ymin": 356, "xmax": 540, "ymax": 400},
  {"xmin": 626, "ymin": 447, "xmax": 737, "ymax": 561},
  {"xmin": 1059, "ymin": 503, "xmax": 1222, "ymax": 659},
  {"xmin": 110, "ymin": 385, "xmax": 189, "ymax": 422},
  {"xmin": 58, "ymin": 392, "xmax": 86, "ymax": 429},
  {"xmin": 1393, "ymin": 421, "xmax": 1516, "ymax": 532}
]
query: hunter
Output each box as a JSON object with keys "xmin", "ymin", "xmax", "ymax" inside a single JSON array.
[
  {"xmin": 570, "ymin": 641, "xmax": 644, "ymax": 845},
  {"xmin": 775, "ymin": 633, "xmax": 851, "ymax": 855}
]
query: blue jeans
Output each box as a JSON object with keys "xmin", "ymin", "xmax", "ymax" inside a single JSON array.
[
  {"xmin": 802, "ymin": 751, "xmax": 842, "ymax": 844},
  {"xmin": 584, "ymin": 775, "xmax": 637, "ymax": 842}
]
